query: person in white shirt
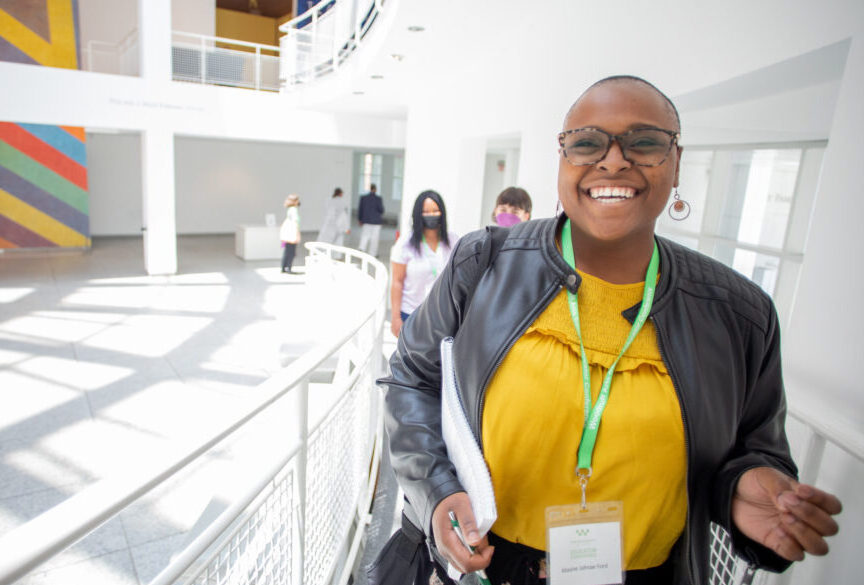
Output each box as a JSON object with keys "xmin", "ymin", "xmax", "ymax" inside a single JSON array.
[
  {"xmin": 279, "ymin": 194, "xmax": 301, "ymax": 273},
  {"xmin": 317, "ymin": 187, "xmax": 350, "ymax": 246},
  {"xmin": 390, "ymin": 190, "xmax": 459, "ymax": 337}
]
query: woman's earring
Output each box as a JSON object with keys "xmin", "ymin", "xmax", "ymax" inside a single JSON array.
[
  {"xmin": 555, "ymin": 199, "xmax": 563, "ymax": 216},
  {"xmin": 668, "ymin": 189, "xmax": 691, "ymax": 221}
]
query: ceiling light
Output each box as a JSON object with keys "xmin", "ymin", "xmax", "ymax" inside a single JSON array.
[
  {"xmin": 390, "ymin": 54, "xmax": 404, "ymax": 62},
  {"xmin": 370, "ymin": 74, "xmax": 384, "ymax": 80},
  {"xmin": 407, "ymin": 25, "xmax": 425, "ymax": 32},
  {"xmin": 353, "ymin": 90, "xmax": 365, "ymax": 95}
]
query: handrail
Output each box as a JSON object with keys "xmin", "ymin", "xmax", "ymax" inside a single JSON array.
[
  {"xmin": 172, "ymin": 30, "xmax": 280, "ymax": 53},
  {"xmin": 278, "ymin": 0, "xmax": 343, "ymax": 33},
  {"xmin": 0, "ymin": 242, "xmax": 388, "ymax": 585},
  {"xmin": 171, "ymin": 31, "xmax": 281, "ymax": 91},
  {"xmin": 786, "ymin": 393, "xmax": 864, "ymax": 463}
]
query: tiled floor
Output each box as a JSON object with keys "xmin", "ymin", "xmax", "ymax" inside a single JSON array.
[{"xmin": 0, "ymin": 229, "xmax": 396, "ymax": 585}]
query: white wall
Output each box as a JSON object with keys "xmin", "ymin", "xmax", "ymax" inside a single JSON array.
[
  {"xmin": 78, "ymin": 0, "xmax": 138, "ymax": 46},
  {"xmin": 86, "ymin": 133, "xmax": 359, "ymax": 235},
  {"xmin": 783, "ymin": 34, "xmax": 864, "ymax": 419},
  {"xmin": 78, "ymin": 0, "xmax": 216, "ymax": 45},
  {"xmin": 86, "ymin": 132, "xmax": 143, "ymax": 236},
  {"xmin": 172, "ymin": 0, "xmax": 215, "ymax": 36},
  {"xmin": 480, "ymin": 153, "xmax": 505, "ymax": 225},
  {"xmin": 174, "ymin": 137, "xmax": 354, "ymax": 234}
]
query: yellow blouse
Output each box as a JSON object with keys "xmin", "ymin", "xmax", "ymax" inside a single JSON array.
[{"xmin": 481, "ymin": 271, "xmax": 687, "ymax": 570}]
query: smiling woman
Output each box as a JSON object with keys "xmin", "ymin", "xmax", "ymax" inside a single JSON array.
[{"xmin": 376, "ymin": 75, "xmax": 843, "ymax": 585}]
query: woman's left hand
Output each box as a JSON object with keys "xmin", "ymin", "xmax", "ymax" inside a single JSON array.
[{"xmin": 732, "ymin": 466, "xmax": 842, "ymax": 561}]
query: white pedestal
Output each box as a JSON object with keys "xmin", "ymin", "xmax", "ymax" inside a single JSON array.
[{"xmin": 235, "ymin": 225, "xmax": 282, "ymax": 260}]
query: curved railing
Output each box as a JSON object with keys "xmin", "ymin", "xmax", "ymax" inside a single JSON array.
[
  {"xmin": 0, "ymin": 243, "xmax": 388, "ymax": 585},
  {"xmin": 708, "ymin": 392, "xmax": 863, "ymax": 585},
  {"xmin": 279, "ymin": 0, "xmax": 385, "ymax": 87}
]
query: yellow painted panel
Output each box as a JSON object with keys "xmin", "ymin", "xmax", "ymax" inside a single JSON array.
[
  {"xmin": 0, "ymin": 1, "xmax": 78, "ymax": 69},
  {"xmin": 216, "ymin": 8, "xmax": 278, "ymax": 48},
  {"xmin": 0, "ymin": 188, "xmax": 89, "ymax": 247},
  {"xmin": 0, "ymin": 9, "xmax": 54, "ymax": 64},
  {"xmin": 47, "ymin": 0, "xmax": 77, "ymax": 69}
]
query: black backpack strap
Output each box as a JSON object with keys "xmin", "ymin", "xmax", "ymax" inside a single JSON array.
[{"xmin": 463, "ymin": 225, "xmax": 508, "ymax": 311}]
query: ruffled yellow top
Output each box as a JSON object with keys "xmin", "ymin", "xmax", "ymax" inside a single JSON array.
[{"xmin": 481, "ymin": 270, "xmax": 686, "ymax": 570}]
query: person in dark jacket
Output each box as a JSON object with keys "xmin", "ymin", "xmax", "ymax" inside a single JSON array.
[
  {"xmin": 377, "ymin": 76, "xmax": 842, "ymax": 585},
  {"xmin": 358, "ymin": 183, "xmax": 385, "ymax": 257}
]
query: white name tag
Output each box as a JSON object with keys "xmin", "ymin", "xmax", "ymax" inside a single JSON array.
[{"xmin": 546, "ymin": 502, "xmax": 624, "ymax": 585}]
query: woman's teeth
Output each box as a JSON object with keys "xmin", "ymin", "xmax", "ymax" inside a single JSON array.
[{"xmin": 588, "ymin": 187, "xmax": 636, "ymax": 200}]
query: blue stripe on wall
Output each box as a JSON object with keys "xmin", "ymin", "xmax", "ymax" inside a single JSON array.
[{"xmin": 17, "ymin": 123, "xmax": 87, "ymax": 166}]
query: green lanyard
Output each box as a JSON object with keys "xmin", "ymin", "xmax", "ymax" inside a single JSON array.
[{"xmin": 561, "ymin": 220, "xmax": 659, "ymax": 489}]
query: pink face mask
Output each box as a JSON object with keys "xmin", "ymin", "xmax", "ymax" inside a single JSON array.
[{"xmin": 495, "ymin": 212, "xmax": 522, "ymax": 227}]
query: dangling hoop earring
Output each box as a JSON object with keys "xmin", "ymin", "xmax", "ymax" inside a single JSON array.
[{"xmin": 668, "ymin": 188, "xmax": 691, "ymax": 221}]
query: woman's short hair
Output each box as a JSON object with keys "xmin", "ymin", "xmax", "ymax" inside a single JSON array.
[
  {"xmin": 495, "ymin": 187, "xmax": 532, "ymax": 214},
  {"xmin": 570, "ymin": 75, "xmax": 681, "ymax": 132},
  {"xmin": 410, "ymin": 190, "xmax": 450, "ymax": 253},
  {"xmin": 332, "ymin": 188, "xmax": 343, "ymax": 197}
]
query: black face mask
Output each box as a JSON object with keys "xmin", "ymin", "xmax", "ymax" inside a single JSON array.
[{"xmin": 422, "ymin": 215, "xmax": 441, "ymax": 230}]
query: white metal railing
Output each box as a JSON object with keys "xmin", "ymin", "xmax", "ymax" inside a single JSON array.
[
  {"xmin": 172, "ymin": 32, "xmax": 282, "ymax": 91},
  {"xmin": 708, "ymin": 392, "xmax": 863, "ymax": 585},
  {"xmin": 0, "ymin": 242, "xmax": 387, "ymax": 585},
  {"xmin": 82, "ymin": 28, "xmax": 139, "ymax": 75},
  {"xmin": 278, "ymin": 0, "xmax": 382, "ymax": 87},
  {"xmin": 756, "ymin": 396, "xmax": 863, "ymax": 585}
]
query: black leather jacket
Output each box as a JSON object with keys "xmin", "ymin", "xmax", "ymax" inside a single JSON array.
[{"xmin": 379, "ymin": 216, "xmax": 796, "ymax": 584}]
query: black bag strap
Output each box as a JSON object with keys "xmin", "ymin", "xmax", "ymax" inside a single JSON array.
[{"xmin": 463, "ymin": 225, "xmax": 508, "ymax": 311}]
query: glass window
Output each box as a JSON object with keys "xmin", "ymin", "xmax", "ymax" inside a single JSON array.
[
  {"xmin": 656, "ymin": 142, "xmax": 825, "ymax": 326},
  {"xmin": 358, "ymin": 153, "xmax": 383, "ymax": 194},
  {"xmin": 392, "ymin": 156, "xmax": 403, "ymax": 201}
]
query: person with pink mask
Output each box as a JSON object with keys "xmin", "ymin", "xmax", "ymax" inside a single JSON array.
[{"xmin": 492, "ymin": 186, "xmax": 532, "ymax": 227}]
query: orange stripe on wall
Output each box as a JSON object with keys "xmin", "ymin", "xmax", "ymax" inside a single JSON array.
[
  {"xmin": 0, "ymin": 123, "xmax": 88, "ymax": 190},
  {"xmin": 60, "ymin": 126, "xmax": 86, "ymax": 141},
  {"xmin": 0, "ymin": 236, "xmax": 18, "ymax": 249}
]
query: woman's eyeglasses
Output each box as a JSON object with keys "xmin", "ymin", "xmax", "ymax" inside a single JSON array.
[{"xmin": 558, "ymin": 127, "xmax": 679, "ymax": 167}]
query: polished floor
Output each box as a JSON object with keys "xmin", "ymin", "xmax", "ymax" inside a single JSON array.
[{"xmin": 0, "ymin": 229, "xmax": 396, "ymax": 585}]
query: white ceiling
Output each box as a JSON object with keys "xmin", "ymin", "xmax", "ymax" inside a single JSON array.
[{"xmin": 284, "ymin": 0, "xmax": 855, "ymax": 131}]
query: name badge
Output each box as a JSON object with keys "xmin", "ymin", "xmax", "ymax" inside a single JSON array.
[{"xmin": 546, "ymin": 502, "xmax": 624, "ymax": 585}]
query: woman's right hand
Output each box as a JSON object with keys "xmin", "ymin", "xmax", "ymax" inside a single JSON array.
[
  {"xmin": 431, "ymin": 492, "xmax": 494, "ymax": 574},
  {"xmin": 390, "ymin": 315, "xmax": 402, "ymax": 337}
]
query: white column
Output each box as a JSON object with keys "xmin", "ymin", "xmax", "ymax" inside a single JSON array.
[
  {"xmin": 138, "ymin": 0, "xmax": 172, "ymax": 82},
  {"xmin": 141, "ymin": 129, "xmax": 177, "ymax": 275}
]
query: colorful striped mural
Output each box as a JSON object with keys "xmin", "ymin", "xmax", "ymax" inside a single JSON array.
[
  {"xmin": 0, "ymin": 2, "xmax": 89, "ymax": 249},
  {"xmin": 0, "ymin": 122, "xmax": 90, "ymax": 249},
  {"xmin": 0, "ymin": 0, "xmax": 80, "ymax": 69}
]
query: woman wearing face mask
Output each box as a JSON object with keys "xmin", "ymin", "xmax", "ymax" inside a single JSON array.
[
  {"xmin": 492, "ymin": 186, "xmax": 532, "ymax": 227},
  {"xmin": 389, "ymin": 190, "xmax": 459, "ymax": 337}
]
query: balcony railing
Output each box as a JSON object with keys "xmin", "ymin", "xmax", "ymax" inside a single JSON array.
[
  {"xmin": 0, "ymin": 242, "xmax": 387, "ymax": 585},
  {"xmin": 279, "ymin": 0, "xmax": 383, "ymax": 87},
  {"xmin": 172, "ymin": 32, "xmax": 281, "ymax": 91}
]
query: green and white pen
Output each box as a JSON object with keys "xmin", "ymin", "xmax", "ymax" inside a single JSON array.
[{"xmin": 447, "ymin": 511, "xmax": 492, "ymax": 585}]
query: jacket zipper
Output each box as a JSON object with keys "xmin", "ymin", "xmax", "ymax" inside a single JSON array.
[
  {"xmin": 654, "ymin": 317, "xmax": 697, "ymax": 585},
  {"xmin": 474, "ymin": 282, "xmax": 563, "ymax": 448}
]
